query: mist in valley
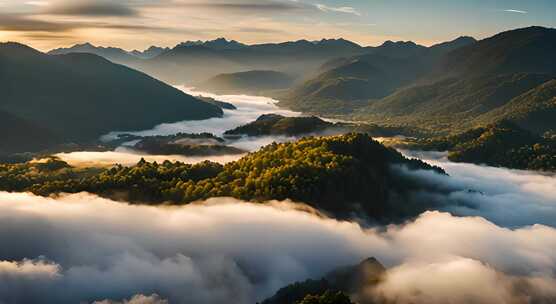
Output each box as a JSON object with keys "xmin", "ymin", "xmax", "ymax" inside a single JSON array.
[{"xmin": 0, "ymin": 189, "xmax": 554, "ymax": 304}]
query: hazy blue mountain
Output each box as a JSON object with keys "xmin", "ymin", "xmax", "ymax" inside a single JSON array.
[
  {"xmin": 177, "ymin": 38, "xmax": 248, "ymax": 50},
  {"xmin": 124, "ymin": 38, "xmax": 367, "ymax": 84},
  {"xmin": 197, "ymin": 70, "xmax": 295, "ymax": 94},
  {"xmin": 48, "ymin": 42, "xmax": 139, "ymax": 63},
  {"xmin": 130, "ymin": 46, "xmax": 170, "ymax": 59}
]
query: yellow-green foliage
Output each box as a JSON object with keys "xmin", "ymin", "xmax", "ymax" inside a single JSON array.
[{"xmin": 0, "ymin": 134, "xmax": 444, "ymax": 221}]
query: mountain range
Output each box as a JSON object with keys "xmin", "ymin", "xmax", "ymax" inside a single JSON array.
[
  {"xmin": 0, "ymin": 42, "xmax": 222, "ymax": 154},
  {"xmin": 281, "ymin": 26, "xmax": 556, "ymax": 135},
  {"xmin": 8, "ymin": 26, "xmax": 556, "ymax": 154},
  {"xmin": 48, "ymin": 38, "xmax": 369, "ymax": 84}
]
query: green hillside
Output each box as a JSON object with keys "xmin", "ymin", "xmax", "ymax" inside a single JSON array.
[
  {"xmin": 356, "ymin": 73, "xmax": 553, "ymax": 132},
  {"xmin": 224, "ymin": 114, "xmax": 333, "ymax": 137},
  {"xmin": 281, "ymin": 27, "xmax": 556, "ymax": 135},
  {"xmin": 0, "ymin": 134, "xmax": 447, "ymax": 222},
  {"xmin": 280, "ymin": 37, "xmax": 476, "ymax": 115},
  {"xmin": 472, "ymin": 79, "xmax": 556, "ymax": 133},
  {"xmin": 396, "ymin": 121, "xmax": 556, "ymax": 171}
]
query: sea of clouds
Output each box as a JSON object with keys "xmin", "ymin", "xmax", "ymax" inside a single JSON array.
[
  {"xmin": 0, "ymin": 190, "xmax": 554, "ymax": 303},
  {"xmin": 8, "ymin": 89, "xmax": 556, "ymax": 303}
]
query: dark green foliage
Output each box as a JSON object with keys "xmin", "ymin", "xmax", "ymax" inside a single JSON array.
[
  {"xmin": 262, "ymin": 279, "xmax": 333, "ymax": 304},
  {"xmin": 224, "ymin": 114, "xmax": 333, "ymax": 137},
  {"xmin": 399, "ymin": 122, "xmax": 556, "ymax": 171},
  {"xmin": 0, "ymin": 42, "xmax": 222, "ymax": 149},
  {"xmin": 282, "ymin": 27, "xmax": 556, "ymax": 136},
  {"xmin": 263, "ymin": 257, "xmax": 385, "ymax": 304},
  {"xmin": 224, "ymin": 114, "xmax": 428, "ymax": 138},
  {"xmin": 132, "ymin": 133, "xmax": 246, "ymax": 156},
  {"xmin": 473, "ymin": 79, "xmax": 556, "ymax": 133},
  {"xmin": 357, "ymin": 73, "xmax": 553, "ymax": 133},
  {"xmin": 297, "ymin": 291, "xmax": 353, "ymax": 304},
  {"xmin": 280, "ymin": 37, "xmax": 476, "ymax": 115},
  {"xmin": 0, "ymin": 111, "xmax": 60, "ymax": 155},
  {"xmin": 198, "ymin": 70, "xmax": 295, "ymax": 95},
  {"xmin": 0, "ymin": 134, "xmax": 446, "ymax": 221}
]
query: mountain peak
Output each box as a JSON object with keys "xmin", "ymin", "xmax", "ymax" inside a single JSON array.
[
  {"xmin": 316, "ymin": 38, "xmax": 361, "ymax": 48},
  {"xmin": 0, "ymin": 42, "xmax": 43, "ymax": 56},
  {"xmin": 381, "ymin": 40, "xmax": 419, "ymax": 48},
  {"xmin": 177, "ymin": 38, "xmax": 247, "ymax": 50}
]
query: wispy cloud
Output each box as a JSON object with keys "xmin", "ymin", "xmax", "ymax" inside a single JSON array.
[
  {"xmin": 315, "ymin": 3, "xmax": 360, "ymax": 16},
  {"xmin": 44, "ymin": 0, "xmax": 138, "ymax": 17},
  {"xmin": 503, "ymin": 9, "xmax": 527, "ymax": 14}
]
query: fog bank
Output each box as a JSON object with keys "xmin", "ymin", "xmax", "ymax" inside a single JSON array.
[
  {"xmin": 55, "ymin": 147, "xmax": 244, "ymax": 167},
  {"xmin": 0, "ymin": 192, "xmax": 554, "ymax": 303},
  {"xmin": 397, "ymin": 150, "xmax": 556, "ymax": 228}
]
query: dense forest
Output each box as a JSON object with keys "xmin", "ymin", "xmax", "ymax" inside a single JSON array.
[
  {"xmin": 0, "ymin": 134, "xmax": 447, "ymax": 222},
  {"xmin": 296, "ymin": 292, "xmax": 353, "ymax": 304},
  {"xmin": 225, "ymin": 114, "xmax": 428, "ymax": 138},
  {"xmin": 262, "ymin": 257, "xmax": 385, "ymax": 304},
  {"xmin": 396, "ymin": 121, "xmax": 556, "ymax": 171},
  {"xmin": 224, "ymin": 114, "xmax": 334, "ymax": 137},
  {"xmin": 132, "ymin": 133, "xmax": 246, "ymax": 156}
]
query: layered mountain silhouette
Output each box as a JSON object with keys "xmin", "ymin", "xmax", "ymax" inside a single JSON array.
[
  {"xmin": 43, "ymin": 27, "xmax": 556, "ymax": 136},
  {"xmin": 281, "ymin": 36, "xmax": 477, "ymax": 113},
  {"xmin": 49, "ymin": 38, "xmax": 368, "ymax": 84},
  {"xmin": 282, "ymin": 26, "xmax": 556, "ymax": 135},
  {"xmin": 1, "ymin": 42, "xmax": 222, "ymax": 153}
]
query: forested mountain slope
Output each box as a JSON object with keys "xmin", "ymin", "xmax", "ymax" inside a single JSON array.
[
  {"xmin": 0, "ymin": 42, "xmax": 222, "ymax": 148},
  {"xmin": 0, "ymin": 134, "xmax": 448, "ymax": 222}
]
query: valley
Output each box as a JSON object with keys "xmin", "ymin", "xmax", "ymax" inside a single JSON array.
[{"xmin": 0, "ymin": 6, "xmax": 555, "ymax": 302}]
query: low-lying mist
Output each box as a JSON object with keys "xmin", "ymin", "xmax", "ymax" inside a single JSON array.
[
  {"xmin": 0, "ymin": 191, "xmax": 554, "ymax": 303},
  {"xmin": 103, "ymin": 87, "xmax": 300, "ymax": 140},
  {"xmin": 56, "ymin": 88, "xmax": 302, "ymax": 167},
  {"xmin": 398, "ymin": 150, "xmax": 556, "ymax": 228},
  {"xmin": 55, "ymin": 147, "xmax": 244, "ymax": 167}
]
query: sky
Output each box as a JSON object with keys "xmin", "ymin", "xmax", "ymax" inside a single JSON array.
[{"xmin": 0, "ymin": 0, "xmax": 554, "ymax": 51}]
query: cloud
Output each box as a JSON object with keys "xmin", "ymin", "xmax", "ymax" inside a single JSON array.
[
  {"xmin": 93, "ymin": 294, "xmax": 169, "ymax": 304},
  {"xmin": 395, "ymin": 150, "xmax": 556, "ymax": 228},
  {"xmin": 0, "ymin": 192, "xmax": 554, "ymax": 303},
  {"xmin": 370, "ymin": 258, "xmax": 556, "ymax": 304},
  {"xmin": 181, "ymin": 0, "xmax": 306, "ymax": 12},
  {"xmin": 44, "ymin": 0, "xmax": 138, "ymax": 17},
  {"xmin": 316, "ymin": 4, "xmax": 361, "ymax": 16},
  {"xmin": 0, "ymin": 13, "xmax": 76, "ymax": 32},
  {"xmin": 503, "ymin": 9, "xmax": 528, "ymax": 14},
  {"xmin": 55, "ymin": 147, "xmax": 243, "ymax": 167},
  {"xmin": 0, "ymin": 13, "xmax": 167, "ymax": 34}
]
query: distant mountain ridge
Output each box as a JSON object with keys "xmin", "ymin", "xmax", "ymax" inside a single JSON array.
[{"xmin": 47, "ymin": 37, "xmax": 369, "ymax": 84}]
